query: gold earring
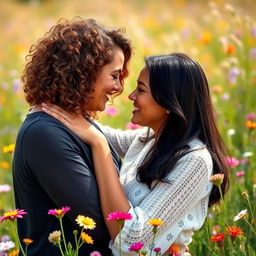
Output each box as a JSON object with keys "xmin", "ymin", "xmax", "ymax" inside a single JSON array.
[{"xmin": 166, "ymin": 110, "xmax": 170, "ymax": 114}]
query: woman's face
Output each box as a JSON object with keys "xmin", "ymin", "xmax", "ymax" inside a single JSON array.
[
  {"xmin": 129, "ymin": 66, "xmax": 168, "ymax": 134},
  {"xmin": 86, "ymin": 47, "xmax": 125, "ymax": 112}
]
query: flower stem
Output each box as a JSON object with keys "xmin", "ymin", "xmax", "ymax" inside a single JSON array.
[
  {"xmin": 149, "ymin": 227, "xmax": 157, "ymax": 256},
  {"xmin": 11, "ymin": 221, "xmax": 27, "ymax": 256},
  {"xmin": 118, "ymin": 221, "xmax": 122, "ymax": 256},
  {"xmin": 244, "ymin": 218, "xmax": 256, "ymax": 236},
  {"xmin": 59, "ymin": 218, "xmax": 68, "ymax": 252},
  {"xmin": 58, "ymin": 240, "xmax": 65, "ymax": 256},
  {"xmin": 217, "ymin": 185, "xmax": 234, "ymax": 256},
  {"xmin": 246, "ymin": 198, "xmax": 255, "ymax": 225}
]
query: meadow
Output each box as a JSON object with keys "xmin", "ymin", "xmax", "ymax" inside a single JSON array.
[{"xmin": 0, "ymin": 0, "xmax": 256, "ymax": 255}]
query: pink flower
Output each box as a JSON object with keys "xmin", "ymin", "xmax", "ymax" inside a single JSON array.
[
  {"xmin": 107, "ymin": 211, "xmax": 133, "ymax": 221},
  {"xmin": 126, "ymin": 122, "xmax": 140, "ymax": 130},
  {"xmin": 129, "ymin": 242, "xmax": 144, "ymax": 252},
  {"xmin": 0, "ymin": 209, "xmax": 27, "ymax": 223},
  {"xmin": 246, "ymin": 113, "xmax": 256, "ymax": 121},
  {"xmin": 236, "ymin": 171, "xmax": 245, "ymax": 177},
  {"xmin": 226, "ymin": 157, "xmax": 239, "ymax": 168},
  {"xmin": 90, "ymin": 251, "xmax": 102, "ymax": 256},
  {"xmin": 104, "ymin": 106, "xmax": 119, "ymax": 116},
  {"xmin": 154, "ymin": 247, "xmax": 161, "ymax": 252},
  {"xmin": 0, "ymin": 184, "xmax": 11, "ymax": 193},
  {"xmin": 48, "ymin": 206, "xmax": 70, "ymax": 217}
]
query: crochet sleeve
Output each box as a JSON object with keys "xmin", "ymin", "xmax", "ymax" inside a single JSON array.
[
  {"xmin": 112, "ymin": 151, "xmax": 212, "ymax": 254},
  {"xmin": 96, "ymin": 122, "xmax": 146, "ymax": 157}
]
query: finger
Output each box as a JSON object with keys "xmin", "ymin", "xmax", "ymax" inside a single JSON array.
[{"xmin": 42, "ymin": 106, "xmax": 71, "ymax": 128}]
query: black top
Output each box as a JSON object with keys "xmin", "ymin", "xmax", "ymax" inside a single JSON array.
[{"xmin": 12, "ymin": 112, "xmax": 121, "ymax": 256}]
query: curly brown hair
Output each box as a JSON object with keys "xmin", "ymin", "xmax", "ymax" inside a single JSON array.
[{"xmin": 22, "ymin": 17, "xmax": 132, "ymax": 116}]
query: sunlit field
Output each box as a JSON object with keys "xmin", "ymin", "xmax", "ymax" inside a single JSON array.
[{"xmin": 0, "ymin": 0, "xmax": 256, "ymax": 255}]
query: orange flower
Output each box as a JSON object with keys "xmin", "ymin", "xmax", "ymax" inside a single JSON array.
[
  {"xmin": 211, "ymin": 233, "xmax": 225, "ymax": 247},
  {"xmin": 168, "ymin": 244, "xmax": 180, "ymax": 256},
  {"xmin": 22, "ymin": 238, "xmax": 33, "ymax": 245},
  {"xmin": 225, "ymin": 44, "xmax": 235, "ymax": 54},
  {"xmin": 226, "ymin": 226, "xmax": 243, "ymax": 240},
  {"xmin": 8, "ymin": 249, "xmax": 19, "ymax": 256},
  {"xmin": 245, "ymin": 120, "xmax": 256, "ymax": 129},
  {"xmin": 199, "ymin": 31, "xmax": 212, "ymax": 44},
  {"xmin": 148, "ymin": 219, "xmax": 164, "ymax": 226}
]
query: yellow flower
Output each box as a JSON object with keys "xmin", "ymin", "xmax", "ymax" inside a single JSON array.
[
  {"xmin": 3, "ymin": 144, "xmax": 15, "ymax": 154},
  {"xmin": 242, "ymin": 191, "xmax": 249, "ymax": 199},
  {"xmin": 81, "ymin": 232, "xmax": 94, "ymax": 244},
  {"xmin": 8, "ymin": 249, "xmax": 19, "ymax": 256},
  {"xmin": 209, "ymin": 174, "xmax": 224, "ymax": 186},
  {"xmin": 22, "ymin": 238, "xmax": 33, "ymax": 245},
  {"xmin": 75, "ymin": 215, "xmax": 96, "ymax": 230},
  {"xmin": 0, "ymin": 161, "xmax": 10, "ymax": 169},
  {"xmin": 199, "ymin": 31, "xmax": 212, "ymax": 45},
  {"xmin": 148, "ymin": 218, "xmax": 164, "ymax": 226}
]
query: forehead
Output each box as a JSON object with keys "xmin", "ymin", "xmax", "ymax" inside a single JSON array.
[{"xmin": 138, "ymin": 66, "xmax": 149, "ymax": 84}]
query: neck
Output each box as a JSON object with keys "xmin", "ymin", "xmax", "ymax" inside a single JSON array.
[{"xmin": 29, "ymin": 105, "xmax": 42, "ymax": 114}]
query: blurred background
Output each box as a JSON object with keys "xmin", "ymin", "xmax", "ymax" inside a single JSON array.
[{"xmin": 0, "ymin": 0, "xmax": 256, "ymax": 254}]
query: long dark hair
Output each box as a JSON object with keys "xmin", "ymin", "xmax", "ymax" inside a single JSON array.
[{"xmin": 136, "ymin": 53, "xmax": 229, "ymax": 207}]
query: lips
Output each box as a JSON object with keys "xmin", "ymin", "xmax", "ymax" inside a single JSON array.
[{"xmin": 132, "ymin": 105, "xmax": 140, "ymax": 114}]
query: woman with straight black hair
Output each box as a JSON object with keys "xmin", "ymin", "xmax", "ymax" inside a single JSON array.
[{"xmin": 42, "ymin": 53, "xmax": 229, "ymax": 255}]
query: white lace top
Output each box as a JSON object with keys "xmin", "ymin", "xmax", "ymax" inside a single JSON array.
[{"xmin": 98, "ymin": 124, "xmax": 213, "ymax": 255}]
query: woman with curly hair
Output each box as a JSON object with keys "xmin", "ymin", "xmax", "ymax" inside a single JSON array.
[
  {"xmin": 12, "ymin": 17, "xmax": 132, "ymax": 255},
  {"xmin": 42, "ymin": 53, "xmax": 229, "ymax": 255}
]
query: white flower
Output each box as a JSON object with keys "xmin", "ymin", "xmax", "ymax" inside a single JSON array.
[
  {"xmin": 0, "ymin": 241, "xmax": 15, "ymax": 252},
  {"xmin": 234, "ymin": 209, "xmax": 247, "ymax": 221},
  {"xmin": 227, "ymin": 129, "xmax": 235, "ymax": 136},
  {"xmin": 242, "ymin": 152, "xmax": 253, "ymax": 158}
]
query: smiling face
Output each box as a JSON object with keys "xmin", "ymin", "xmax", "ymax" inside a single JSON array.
[
  {"xmin": 129, "ymin": 66, "xmax": 169, "ymax": 135},
  {"xmin": 86, "ymin": 47, "xmax": 125, "ymax": 112}
]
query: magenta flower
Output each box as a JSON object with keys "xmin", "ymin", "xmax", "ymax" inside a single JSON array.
[
  {"xmin": 154, "ymin": 247, "xmax": 161, "ymax": 252},
  {"xmin": 90, "ymin": 251, "xmax": 102, "ymax": 256},
  {"xmin": 48, "ymin": 206, "xmax": 70, "ymax": 217},
  {"xmin": 236, "ymin": 170, "xmax": 245, "ymax": 177},
  {"xmin": 126, "ymin": 122, "xmax": 140, "ymax": 130},
  {"xmin": 0, "ymin": 209, "xmax": 27, "ymax": 223},
  {"xmin": 226, "ymin": 157, "xmax": 239, "ymax": 168},
  {"xmin": 246, "ymin": 113, "xmax": 256, "ymax": 121},
  {"xmin": 105, "ymin": 106, "xmax": 119, "ymax": 116},
  {"xmin": 129, "ymin": 242, "xmax": 144, "ymax": 252},
  {"xmin": 107, "ymin": 211, "xmax": 133, "ymax": 221}
]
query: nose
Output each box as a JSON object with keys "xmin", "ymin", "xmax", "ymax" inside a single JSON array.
[
  {"xmin": 128, "ymin": 89, "xmax": 136, "ymax": 101},
  {"xmin": 113, "ymin": 79, "xmax": 122, "ymax": 93}
]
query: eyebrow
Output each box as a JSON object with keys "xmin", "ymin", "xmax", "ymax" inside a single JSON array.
[
  {"xmin": 137, "ymin": 80, "xmax": 147, "ymax": 88},
  {"xmin": 112, "ymin": 68, "xmax": 122, "ymax": 73}
]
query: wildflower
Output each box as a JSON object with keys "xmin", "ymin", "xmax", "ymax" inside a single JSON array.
[
  {"xmin": 0, "ymin": 185, "xmax": 11, "ymax": 193},
  {"xmin": 250, "ymin": 48, "xmax": 256, "ymax": 59},
  {"xmin": 0, "ymin": 209, "xmax": 27, "ymax": 223},
  {"xmin": 0, "ymin": 161, "xmax": 10, "ymax": 169},
  {"xmin": 236, "ymin": 171, "xmax": 245, "ymax": 177},
  {"xmin": 227, "ymin": 129, "xmax": 235, "ymax": 136},
  {"xmin": 245, "ymin": 120, "xmax": 256, "ymax": 129},
  {"xmin": 81, "ymin": 232, "xmax": 94, "ymax": 244},
  {"xmin": 221, "ymin": 93, "xmax": 230, "ymax": 101},
  {"xmin": 22, "ymin": 238, "xmax": 33, "ymax": 245},
  {"xmin": 212, "ymin": 225, "xmax": 220, "ymax": 234},
  {"xmin": 129, "ymin": 242, "xmax": 144, "ymax": 252},
  {"xmin": 242, "ymin": 152, "xmax": 253, "ymax": 158},
  {"xmin": 154, "ymin": 247, "xmax": 161, "ymax": 253},
  {"xmin": 76, "ymin": 215, "xmax": 96, "ymax": 230},
  {"xmin": 1, "ymin": 235, "xmax": 10, "ymax": 242},
  {"xmin": 48, "ymin": 230, "xmax": 61, "ymax": 245},
  {"xmin": 107, "ymin": 211, "xmax": 133, "ymax": 221},
  {"xmin": 251, "ymin": 27, "xmax": 256, "ymax": 38},
  {"xmin": 0, "ymin": 241, "xmax": 15, "ymax": 251},
  {"xmin": 48, "ymin": 206, "xmax": 70, "ymax": 218},
  {"xmin": 168, "ymin": 244, "xmax": 180, "ymax": 256},
  {"xmin": 148, "ymin": 219, "xmax": 164, "ymax": 226},
  {"xmin": 199, "ymin": 31, "xmax": 212, "ymax": 44},
  {"xmin": 234, "ymin": 209, "xmax": 247, "ymax": 221},
  {"xmin": 242, "ymin": 191, "xmax": 249, "ymax": 199},
  {"xmin": 226, "ymin": 157, "xmax": 239, "ymax": 168},
  {"xmin": 126, "ymin": 122, "xmax": 140, "ymax": 130},
  {"xmin": 2, "ymin": 144, "xmax": 15, "ymax": 154},
  {"xmin": 246, "ymin": 113, "xmax": 256, "ymax": 120},
  {"xmin": 226, "ymin": 226, "xmax": 243, "ymax": 241},
  {"xmin": 212, "ymin": 85, "xmax": 223, "ymax": 94},
  {"xmin": 90, "ymin": 251, "xmax": 102, "ymax": 256},
  {"xmin": 8, "ymin": 249, "xmax": 19, "ymax": 256},
  {"xmin": 105, "ymin": 106, "xmax": 119, "ymax": 116},
  {"xmin": 225, "ymin": 44, "xmax": 235, "ymax": 54},
  {"xmin": 209, "ymin": 174, "xmax": 224, "ymax": 186},
  {"xmin": 211, "ymin": 233, "xmax": 225, "ymax": 247},
  {"xmin": 253, "ymin": 184, "xmax": 256, "ymax": 198},
  {"xmin": 228, "ymin": 67, "xmax": 240, "ymax": 84}
]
